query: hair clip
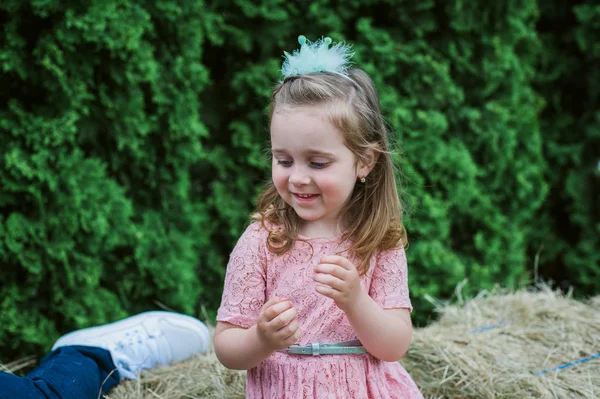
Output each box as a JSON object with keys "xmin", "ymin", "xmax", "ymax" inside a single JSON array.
[{"xmin": 280, "ymin": 35, "xmax": 354, "ymax": 80}]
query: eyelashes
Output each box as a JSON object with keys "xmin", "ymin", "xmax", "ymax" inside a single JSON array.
[
  {"xmin": 311, "ymin": 162, "xmax": 328, "ymax": 169},
  {"xmin": 276, "ymin": 160, "xmax": 330, "ymax": 169},
  {"xmin": 277, "ymin": 160, "xmax": 293, "ymax": 167}
]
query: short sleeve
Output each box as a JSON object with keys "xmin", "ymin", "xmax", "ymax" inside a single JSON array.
[
  {"xmin": 216, "ymin": 222, "xmax": 268, "ymax": 328},
  {"xmin": 368, "ymin": 246, "xmax": 413, "ymax": 311}
]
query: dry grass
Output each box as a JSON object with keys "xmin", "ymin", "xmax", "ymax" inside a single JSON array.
[
  {"xmin": 106, "ymin": 350, "xmax": 246, "ymax": 399},
  {"xmin": 402, "ymin": 283, "xmax": 600, "ymax": 398},
  {"xmin": 3, "ymin": 284, "xmax": 599, "ymax": 398}
]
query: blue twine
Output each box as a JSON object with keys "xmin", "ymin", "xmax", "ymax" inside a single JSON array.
[
  {"xmin": 468, "ymin": 321, "xmax": 599, "ymax": 376},
  {"xmin": 470, "ymin": 321, "xmax": 508, "ymax": 334},
  {"xmin": 534, "ymin": 353, "xmax": 600, "ymax": 376}
]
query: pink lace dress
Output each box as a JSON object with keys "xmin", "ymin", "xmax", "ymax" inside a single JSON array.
[{"xmin": 217, "ymin": 223, "xmax": 423, "ymax": 399}]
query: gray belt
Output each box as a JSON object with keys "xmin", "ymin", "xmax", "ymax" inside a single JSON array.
[{"xmin": 278, "ymin": 339, "xmax": 366, "ymax": 356}]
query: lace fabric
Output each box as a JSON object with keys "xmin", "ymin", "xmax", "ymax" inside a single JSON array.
[{"xmin": 217, "ymin": 223, "xmax": 423, "ymax": 398}]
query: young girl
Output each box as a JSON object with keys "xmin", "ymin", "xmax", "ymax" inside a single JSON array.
[{"xmin": 214, "ymin": 35, "xmax": 423, "ymax": 399}]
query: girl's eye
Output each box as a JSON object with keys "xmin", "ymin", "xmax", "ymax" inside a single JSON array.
[
  {"xmin": 311, "ymin": 162, "xmax": 329, "ymax": 169},
  {"xmin": 277, "ymin": 159, "xmax": 293, "ymax": 167}
]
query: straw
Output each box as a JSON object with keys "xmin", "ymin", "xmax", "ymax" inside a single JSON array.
[{"xmin": 3, "ymin": 284, "xmax": 598, "ymax": 398}]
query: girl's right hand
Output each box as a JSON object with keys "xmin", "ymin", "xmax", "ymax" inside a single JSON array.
[{"xmin": 256, "ymin": 297, "xmax": 300, "ymax": 351}]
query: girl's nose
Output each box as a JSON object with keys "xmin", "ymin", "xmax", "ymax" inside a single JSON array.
[{"xmin": 288, "ymin": 168, "xmax": 310, "ymax": 186}]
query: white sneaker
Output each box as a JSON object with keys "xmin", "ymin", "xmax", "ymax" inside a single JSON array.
[{"xmin": 52, "ymin": 311, "xmax": 210, "ymax": 379}]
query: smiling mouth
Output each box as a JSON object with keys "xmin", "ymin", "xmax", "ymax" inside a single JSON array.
[{"xmin": 293, "ymin": 193, "xmax": 319, "ymax": 200}]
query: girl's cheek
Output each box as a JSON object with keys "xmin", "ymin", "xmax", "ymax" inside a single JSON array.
[
  {"xmin": 319, "ymin": 177, "xmax": 351, "ymax": 196},
  {"xmin": 272, "ymin": 169, "xmax": 286, "ymax": 186},
  {"xmin": 272, "ymin": 172, "xmax": 290, "ymax": 197}
]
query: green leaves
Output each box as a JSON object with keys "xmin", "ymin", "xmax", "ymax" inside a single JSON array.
[
  {"xmin": 0, "ymin": 0, "xmax": 212, "ymax": 358},
  {"xmin": 0, "ymin": 0, "xmax": 596, "ymax": 359}
]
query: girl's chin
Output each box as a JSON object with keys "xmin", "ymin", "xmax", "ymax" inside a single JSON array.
[{"xmin": 295, "ymin": 213, "xmax": 321, "ymax": 221}]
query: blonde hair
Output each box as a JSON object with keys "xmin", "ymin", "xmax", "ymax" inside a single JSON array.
[{"xmin": 252, "ymin": 68, "xmax": 407, "ymax": 275}]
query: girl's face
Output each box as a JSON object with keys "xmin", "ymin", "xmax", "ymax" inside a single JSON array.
[{"xmin": 270, "ymin": 106, "xmax": 369, "ymax": 237}]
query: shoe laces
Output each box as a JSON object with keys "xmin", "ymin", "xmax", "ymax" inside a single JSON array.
[{"xmin": 110, "ymin": 326, "xmax": 168, "ymax": 379}]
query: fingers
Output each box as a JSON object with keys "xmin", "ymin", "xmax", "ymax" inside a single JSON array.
[
  {"xmin": 319, "ymin": 255, "xmax": 356, "ymax": 271},
  {"xmin": 314, "ymin": 256, "xmax": 357, "ymax": 291},
  {"xmin": 261, "ymin": 297, "xmax": 286, "ymax": 311},
  {"xmin": 278, "ymin": 318, "xmax": 300, "ymax": 343},
  {"xmin": 313, "ymin": 256, "xmax": 363, "ymax": 313},
  {"xmin": 262, "ymin": 297, "xmax": 283, "ymax": 307},
  {"xmin": 313, "ymin": 271, "xmax": 345, "ymax": 291},
  {"xmin": 271, "ymin": 315, "xmax": 300, "ymax": 349},
  {"xmin": 257, "ymin": 298, "xmax": 301, "ymax": 350},
  {"xmin": 314, "ymin": 262, "xmax": 347, "ymax": 280},
  {"xmin": 259, "ymin": 298, "xmax": 298, "ymax": 331},
  {"xmin": 269, "ymin": 306, "xmax": 297, "ymax": 331},
  {"xmin": 261, "ymin": 298, "xmax": 292, "ymax": 322},
  {"xmin": 315, "ymin": 283, "xmax": 335, "ymax": 299}
]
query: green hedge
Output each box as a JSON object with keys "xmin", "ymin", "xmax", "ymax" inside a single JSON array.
[
  {"xmin": 1, "ymin": 0, "xmax": 597, "ymax": 360},
  {"xmin": 531, "ymin": 1, "xmax": 600, "ymax": 292},
  {"xmin": 0, "ymin": 0, "xmax": 221, "ymax": 359}
]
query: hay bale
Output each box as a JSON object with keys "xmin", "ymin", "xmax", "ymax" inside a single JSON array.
[
  {"xmin": 108, "ymin": 285, "xmax": 598, "ymax": 398},
  {"xmin": 402, "ymin": 285, "xmax": 600, "ymax": 398},
  {"xmin": 106, "ymin": 324, "xmax": 245, "ymax": 399},
  {"xmin": 4, "ymin": 286, "xmax": 599, "ymax": 398},
  {"xmin": 106, "ymin": 350, "xmax": 246, "ymax": 399}
]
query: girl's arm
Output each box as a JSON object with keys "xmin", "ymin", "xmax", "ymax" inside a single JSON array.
[
  {"xmin": 314, "ymin": 255, "xmax": 412, "ymax": 362},
  {"xmin": 214, "ymin": 298, "xmax": 300, "ymax": 370},
  {"xmin": 343, "ymin": 294, "xmax": 412, "ymax": 362},
  {"xmin": 213, "ymin": 322, "xmax": 273, "ymax": 370}
]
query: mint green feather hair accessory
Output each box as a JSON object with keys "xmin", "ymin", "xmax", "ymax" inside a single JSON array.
[{"xmin": 281, "ymin": 35, "xmax": 355, "ymax": 80}]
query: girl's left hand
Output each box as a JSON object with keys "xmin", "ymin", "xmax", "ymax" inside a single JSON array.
[{"xmin": 314, "ymin": 255, "xmax": 365, "ymax": 313}]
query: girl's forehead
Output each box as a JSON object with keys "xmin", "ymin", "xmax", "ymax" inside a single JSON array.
[
  {"xmin": 270, "ymin": 107, "xmax": 346, "ymax": 150},
  {"xmin": 271, "ymin": 105, "xmax": 329, "ymax": 123}
]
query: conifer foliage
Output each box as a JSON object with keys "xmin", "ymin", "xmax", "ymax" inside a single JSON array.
[{"xmin": 0, "ymin": 0, "xmax": 597, "ymax": 358}]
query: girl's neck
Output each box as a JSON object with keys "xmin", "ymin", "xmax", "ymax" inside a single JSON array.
[{"xmin": 299, "ymin": 219, "xmax": 346, "ymax": 240}]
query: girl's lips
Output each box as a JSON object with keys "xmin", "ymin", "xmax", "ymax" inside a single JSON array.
[{"xmin": 293, "ymin": 193, "xmax": 319, "ymax": 203}]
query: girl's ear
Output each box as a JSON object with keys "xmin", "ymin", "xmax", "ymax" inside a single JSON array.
[{"xmin": 358, "ymin": 149, "xmax": 379, "ymax": 177}]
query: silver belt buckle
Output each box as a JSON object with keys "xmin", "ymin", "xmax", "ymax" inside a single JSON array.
[{"xmin": 311, "ymin": 342, "xmax": 320, "ymax": 356}]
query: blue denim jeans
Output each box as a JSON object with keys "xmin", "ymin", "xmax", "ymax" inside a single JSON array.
[{"xmin": 0, "ymin": 346, "xmax": 120, "ymax": 399}]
